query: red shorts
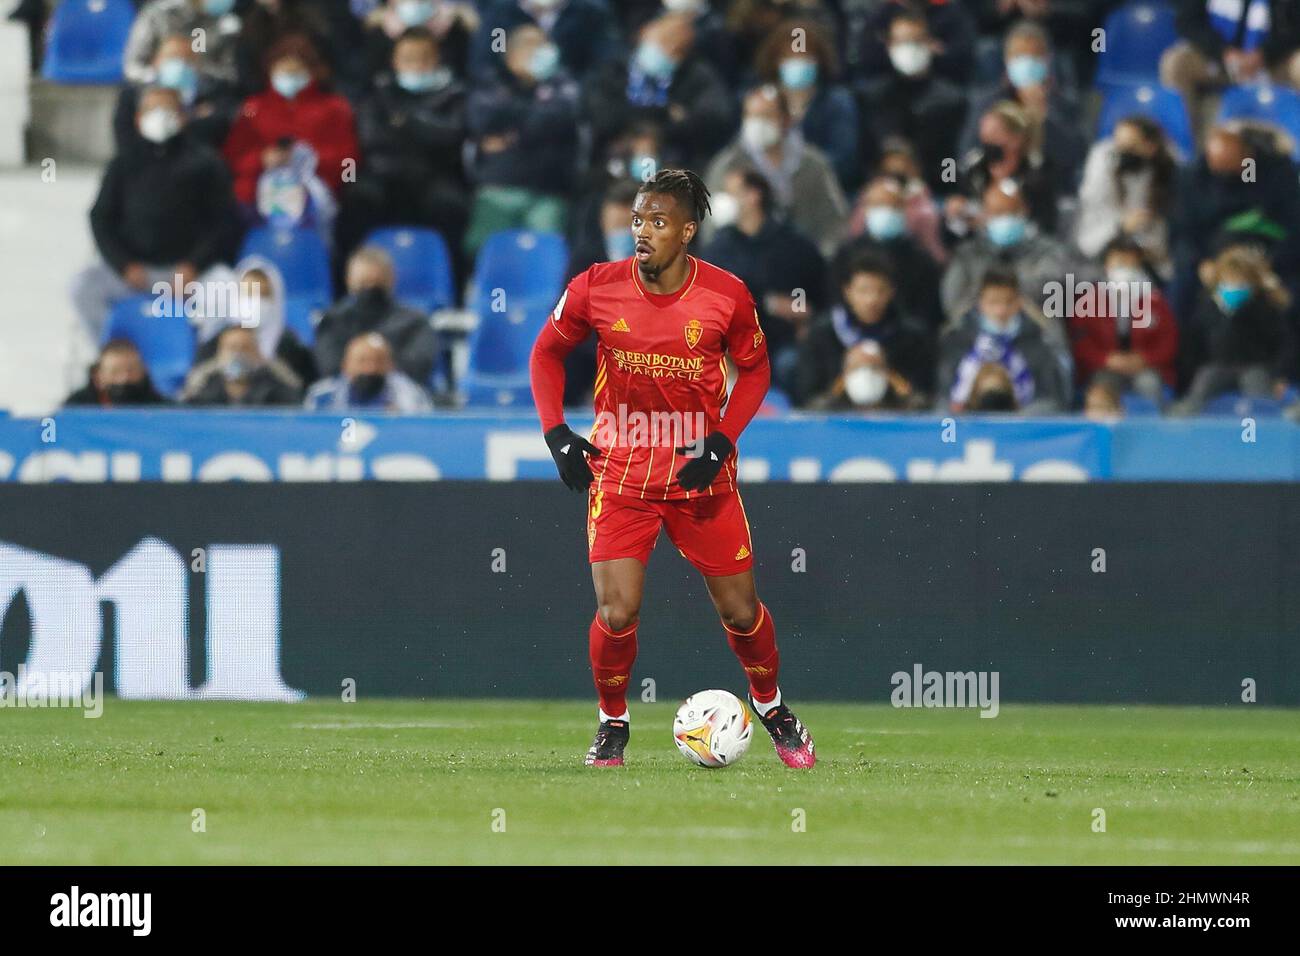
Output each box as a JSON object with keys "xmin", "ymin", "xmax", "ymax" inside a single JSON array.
[{"xmin": 587, "ymin": 488, "xmax": 755, "ymax": 576}]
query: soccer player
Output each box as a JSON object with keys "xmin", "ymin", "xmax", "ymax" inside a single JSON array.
[{"xmin": 529, "ymin": 168, "xmax": 815, "ymax": 769}]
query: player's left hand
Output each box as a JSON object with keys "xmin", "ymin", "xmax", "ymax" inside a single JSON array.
[{"xmin": 674, "ymin": 432, "xmax": 733, "ymax": 492}]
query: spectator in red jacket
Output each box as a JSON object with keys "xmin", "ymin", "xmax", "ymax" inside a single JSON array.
[
  {"xmin": 1069, "ymin": 237, "xmax": 1178, "ymax": 407},
  {"xmin": 222, "ymin": 33, "xmax": 359, "ymax": 208}
]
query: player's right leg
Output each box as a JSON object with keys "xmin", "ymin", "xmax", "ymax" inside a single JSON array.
[
  {"xmin": 583, "ymin": 487, "xmax": 660, "ymax": 766},
  {"xmin": 586, "ymin": 557, "xmax": 646, "ymax": 766}
]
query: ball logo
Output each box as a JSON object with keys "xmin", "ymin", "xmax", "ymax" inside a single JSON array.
[{"xmin": 683, "ymin": 318, "xmax": 702, "ymax": 350}]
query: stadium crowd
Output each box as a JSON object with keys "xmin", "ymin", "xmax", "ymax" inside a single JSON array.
[{"xmin": 17, "ymin": 0, "xmax": 1300, "ymax": 418}]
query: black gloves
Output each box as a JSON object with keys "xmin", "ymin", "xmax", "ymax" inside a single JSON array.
[
  {"xmin": 545, "ymin": 424, "xmax": 602, "ymax": 491},
  {"xmin": 675, "ymin": 432, "xmax": 733, "ymax": 492}
]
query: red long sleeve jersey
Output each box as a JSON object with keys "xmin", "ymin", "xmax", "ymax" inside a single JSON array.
[{"xmin": 530, "ymin": 255, "xmax": 770, "ymax": 501}]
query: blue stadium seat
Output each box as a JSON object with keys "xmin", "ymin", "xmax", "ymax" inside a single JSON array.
[
  {"xmin": 239, "ymin": 225, "xmax": 332, "ymax": 302},
  {"xmin": 363, "ymin": 226, "xmax": 454, "ymax": 314},
  {"xmin": 1203, "ymin": 393, "xmax": 1285, "ymax": 417},
  {"xmin": 470, "ymin": 229, "xmax": 569, "ymax": 304},
  {"xmin": 41, "ymin": 0, "xmax": 136, "ymax": 85},
  {"xmin": 1120, "ymin": 392, "xmax": 1162, "ymax": 416},
  {"xmin": 1218, "ymin": 84, "xmax": 1300, "ymax": 161},
  {"xmin": 101, "ymin": 295, "xmax": 196, "ymax": 399},
  {"xmin": 1097, "ymin": 83, "xmax": 1195, "ymax": 159},
  {"xmin": 1094, "ymin": 1, "xmax": 1178, "ymax": 92},
  {"xmin": 461, "ymin": 231, "xmax": 568, "ymax": 407},
  {"xmin": 283, "ymin": 295, "xmax": 326, "ymax": 347}
]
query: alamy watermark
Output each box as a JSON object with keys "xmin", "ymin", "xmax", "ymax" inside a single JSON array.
[
  {"xmin": 891, "ymin": 663, "xmax": 1000, "ymax": 718},
  {"xmin": 151, "ymin": 274, "xmax": 263, "ymax": 327},
  {"xmin": 1042, "ymin": 274, "xmax": 1152, "ymax": 328},
  {"xmin": 592, "ymin": 403, "xmax": 708, "ymax": 452},
  {"xmin": 0, "ymin": 666, "xmax": 104, "ymax": 718}
]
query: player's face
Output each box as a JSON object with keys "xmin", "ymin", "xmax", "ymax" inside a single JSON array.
[{"xmin": 631, "ymin": 191, "xmax": 695, "ymax": 277}]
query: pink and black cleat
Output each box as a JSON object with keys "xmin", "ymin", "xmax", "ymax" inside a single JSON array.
[
  {"xmin": 584, "ymin": 718, "xmax": 629, "ymax": 767},
  {"xmin": 750, "ymin": 696, "xmax": 816, "ymax": 768}
]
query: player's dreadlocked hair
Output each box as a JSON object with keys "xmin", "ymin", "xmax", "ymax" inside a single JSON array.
[{"xmin": 637, "ymin": 168, "xmax": 712, "ymax": 223}]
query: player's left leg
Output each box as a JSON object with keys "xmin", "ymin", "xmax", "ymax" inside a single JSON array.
[
  {"xmin": 663, "ymin": 492, "xmax": 816, "ymax": 768},
  {"xmin": 703, "ymin": 571, "xmax": 815, "ymax": 769}
]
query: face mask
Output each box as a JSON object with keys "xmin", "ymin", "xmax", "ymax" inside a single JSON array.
[
  {"xmin": 138, "ymin": 107, "xmax": 182, "ymax": 143},
  {"xmin": 844, "ymin": 365, "xmax": 888, "ymax": 406},
  {"xmin": 396, "ymin": 67, "xmax": 451, "ymax": 93},
  {"xmin": 971, "ymin": 387, "xmax": 1017, "ymax": 411},
  {"xmin": 710, "ymin": 191, "xmax": 739, "ymax": 228},
  {"xmin": 1107, "ymin": 266, "xmax": 1145, "ymax": 285},
  {"xmin": 350, "ymin": 373, "xmax": 388, "ymax": 402},
  {"xmin": 979, "ymin": 311, "xmax": 1021, "ymax": 338},
  {"xmin": 1006, "ymin": 55, "xmax": 1048, "ymax": 89},
  {"xmin": 604, "ymin": 230, "xmax": 636, "ymax": 261},
  {"xmin": 396, "ymin": 0, "xmax": 434, "ymax": 26},
  {"xmin": 353, "ymin": 286, "xmax": 390, "ymax": 310},
  {"xmin": 627, "ymin": 153, "xmax": 658, "ymax": 181},
  {"xmin": 865, "ymin": 206, "xmax": 906, "ymax": 241},
  {"xmin": 663, "ymin": 0, "xmax": 701, "ymax": 12},
  {"xmin": 222, "ymin": 356, "xmax": 253, "ymax": 381},
  {"xmin": 529, "ymin": 43, "xmax": 560, "ymax": 81},
  {"xmin": 203, "ymin": 0, "xmax": 235, "ymax": 16},
  {"xmin": 634, "ymin": 40, "xmax": 676, "ymax": 81},
  {"xmin": 741, "ymin": 116, "xmax": 781, "ymax": 152},
  {"xmin": 779, "ymin": 58, "xmax": 818, "ymax": 90},
  {"xmin": 1115, "ymin": 150, "xmax": 1149, "ymax": 174},
  {"xmin": 1216, "ymin": 284, "xmax": 1252, "ymax": 313},
  {"xmin": 985, "ymin": 214, "xmax": 1027, "ymax": 248},
  {"xmin": 888, "ymin": 42, "xmax": 931, "ymax": 78},
  {"xmin": 156, "ymin": 58, "xmax": 198, "ymax": 93},
  {"xmin": 104, "ymin": 381, "xmax": 152, "ymax": 404},
  {"xmin": 980, "ymin": 141, "xmax": 1006, "ymax": 166},
  {"xmin": 271, "ymin": 71, "xmax": 310, "ymax": 99}
]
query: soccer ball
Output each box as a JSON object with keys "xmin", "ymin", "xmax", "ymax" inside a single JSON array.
[{"xmin": 673, "ymin": 689, "xmax": 753, "ymax": 768}]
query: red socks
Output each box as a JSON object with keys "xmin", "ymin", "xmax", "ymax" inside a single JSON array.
[
  {"xmin": 589, "ymin": 604, "xmax": 779, "ymax": 714},
  {"xmin": 589, "ymin": 612, "xmax": 638, "ymax": 716},
  {"xmin": 724, "ymin": 602, "xmax": 780, "ymax": 704}
]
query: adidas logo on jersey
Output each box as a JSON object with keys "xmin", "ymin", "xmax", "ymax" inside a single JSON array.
[
  {"xmin": 735, "ymin": 545, "xmax": 750, "ymax": 560},
  {"xmin": 610, "ymin": 317, "xmax": 630, "ymax": 332}
]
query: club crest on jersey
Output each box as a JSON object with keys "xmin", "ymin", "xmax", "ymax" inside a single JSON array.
[{"xmin": 684, "ymin": 318, "xmax": 703, "ymax": 350}]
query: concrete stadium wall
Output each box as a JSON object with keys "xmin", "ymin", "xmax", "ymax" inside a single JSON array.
[{"xmin": 0, "ymin": 482, "xmax": 1296, "ymax": 705}]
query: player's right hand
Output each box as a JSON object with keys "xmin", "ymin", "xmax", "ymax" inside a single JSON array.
[{"xmin": 544, "ymin": 424, "xmax": 602, "ymax": 491}]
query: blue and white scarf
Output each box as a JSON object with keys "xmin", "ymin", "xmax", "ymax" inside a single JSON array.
[{"xmin": 950, "ymin": 321, "xmax": 1036, "ymax": 407}]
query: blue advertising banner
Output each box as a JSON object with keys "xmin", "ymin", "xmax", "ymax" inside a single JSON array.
[{"xmin": 0, "ymin": 410, "xmax": 1294, "ymax": 482}]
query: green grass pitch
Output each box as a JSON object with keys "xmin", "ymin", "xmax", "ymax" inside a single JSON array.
[{"xmin": 1, "ymin": 699, "xmax": 1297, "ymax": 865}]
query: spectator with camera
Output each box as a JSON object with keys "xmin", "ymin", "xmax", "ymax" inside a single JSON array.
[
  {"xmin": 960, "ymin": 19, "xmax": 1086, "ymax": 192},
  {"xmin": 1075, "ymin": 114, "xmax": 1178, "ymax": 279}
]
